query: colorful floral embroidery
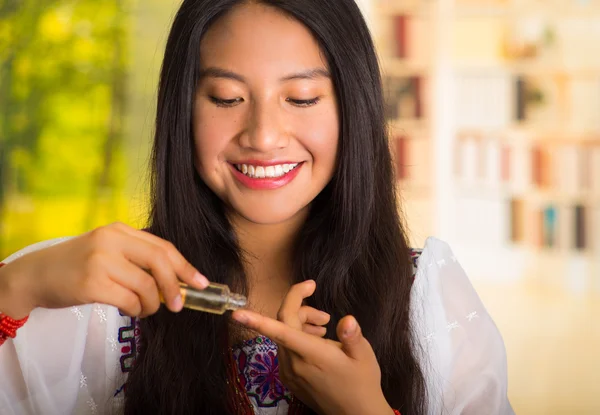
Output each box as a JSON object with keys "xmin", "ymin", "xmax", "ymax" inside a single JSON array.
[
  {"xmin": 114, "ymin": 314, "xmax": 141, "ymax": 397},
  {"xmin": 232, "ymin": 335, "xmax": 292, "ymax": 408},
  {"xmin": 118, "ymin": 314, "xmax": 139, "ymax": 373}
]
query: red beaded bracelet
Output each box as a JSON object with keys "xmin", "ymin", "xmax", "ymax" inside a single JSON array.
[{"xmin": 0, "ymin": 262, "xmax": 29, "ymax": 346}]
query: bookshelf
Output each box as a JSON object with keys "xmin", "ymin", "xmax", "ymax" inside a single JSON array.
[{"xmin": 372, "ymin": 0, "xmax": 600, "ymax": 286}]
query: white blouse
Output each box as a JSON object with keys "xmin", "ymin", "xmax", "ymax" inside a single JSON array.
[{"xmin": 0, "ymin": 237, "xmax": 514, "ymax": 415}]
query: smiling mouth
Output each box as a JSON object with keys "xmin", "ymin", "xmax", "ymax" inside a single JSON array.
[{"xmin": 233, "ymin": 162, "xmax": 301, "ymax": 179}]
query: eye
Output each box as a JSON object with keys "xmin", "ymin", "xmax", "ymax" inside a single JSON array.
[
  {"xmin": 286, "ymin": 97, "xmax": 320, "ymax": 107},
  {"xmin": 209, "ymin": 96, "xmax": 244, "ymax": 108}
]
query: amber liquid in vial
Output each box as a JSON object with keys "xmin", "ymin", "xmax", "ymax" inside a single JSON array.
[{"xmin": 177, "ymin": 282, "xmax": 247, "ymax": 315}]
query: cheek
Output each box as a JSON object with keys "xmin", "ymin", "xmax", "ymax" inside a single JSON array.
[
  {"xmin": 300, "ymin": 107, "xmax": 339, "ymax": 173},
  {"xmin": 193, "ymin": 106, "xmax": 238, "ymax": 171}
]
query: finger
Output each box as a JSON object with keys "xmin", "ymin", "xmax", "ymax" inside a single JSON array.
[
  {"xmin": 336, "ymin": 315, "xmax": 374, "ymax": 361},
  {"xmin": 109, "ymin": 222, "xmax": 209, "ymax": 290},
  {"xmin": 302, "ymin": 324, "xmax": 327, "ymax": 337},
  {"xmin": 115, "ymin": 236, "xmax": 186, "ymax": 312},
  {"xmin": 298, "ymin": 306, "xmax": 330, "ymax": 326},
  {"xmin": 232, "ymin": 309, "xmax": 329, "ymax": 360},
  {"xmin": 104, "ymin": 258, "xmax": 166, "ymax": 315},
  {"xmin": 277, "ymin": 280, "xmax": 316, "ymax": 329},
  {"xmin": 94, "ymin": 279, "xmax": 143, "ymax": 317}
]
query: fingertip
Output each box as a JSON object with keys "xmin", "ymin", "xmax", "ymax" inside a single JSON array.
[
  {"xmin": 170, "ymin": 294, "xmax": 183, "ymax": 313},
  {"xmin": 193, "ymin": 272, "xmax": 209, "ymax": 289},
  {"xmin": 338, "ymin": 315, "xmax": 359, "ymax": 340},
  {"xmin": 304, "ymin": 279, "xmax": 317, "ymax": 293},
  {"xmin": 232, "ymin": 310, "xmax": 250, "ymax": 325}
]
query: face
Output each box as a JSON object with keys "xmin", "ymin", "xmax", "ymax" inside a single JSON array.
[{"xmin": 193, "ymin": 3, "xmax": 339, "ymax": 225}]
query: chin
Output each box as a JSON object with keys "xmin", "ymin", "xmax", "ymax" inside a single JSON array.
[{"xmin": 232, "ymin": 203, "xmax": 309, "ymax": 226}]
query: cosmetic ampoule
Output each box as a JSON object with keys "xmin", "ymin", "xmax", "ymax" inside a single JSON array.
[{"xmin": 161, "ymin": 282, "xmax": 247, "ymax": 315}]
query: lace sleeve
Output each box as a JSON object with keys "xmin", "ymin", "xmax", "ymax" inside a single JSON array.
[
  {"xmin": 1, "ymin": 237, "xmax": 74, "ymax": 264},
  {"xmin": 410, "ymin": 237, "xmax": 514, "ymax": 415},
  {"xmin": 0, "ymin": 237, "xmax": 126, "ymax": 415}
]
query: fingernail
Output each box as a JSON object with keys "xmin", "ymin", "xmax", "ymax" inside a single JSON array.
[
  {"xmin": 172, "ymin": 294, "xmax": 183, "ymax": 312},
  {"xmin": 343, "ymin": 319, "xmax": 357, "ymax": 337},
  {"xmin": 193, "ymin": 272, "xmax": 209, "ymax": 288},
  {"xmin": 233, "ymin": 311, "xmax": 249, "ymax": 325}
]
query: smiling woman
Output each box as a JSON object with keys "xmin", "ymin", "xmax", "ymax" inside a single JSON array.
[
  {"xmin": 193, "ymin": 4, "xmax": 339, "ymax": 225},
  {"xmin": 0, "ymin": 1, "xmax": 513, "ymax": 415}
]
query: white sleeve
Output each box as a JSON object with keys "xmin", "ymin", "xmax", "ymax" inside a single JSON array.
[
  {"xmin": 410, "ymin": 237, "xmax": 514, "ymax": 415},
  {"xmin": 0, "ymin": 239, "xmax": 127, "ymax": 415}
]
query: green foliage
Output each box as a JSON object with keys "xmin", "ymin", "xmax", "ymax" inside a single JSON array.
[{"xmin": 0, "ymin": 0, "xmax": 144, "ymax": 257}]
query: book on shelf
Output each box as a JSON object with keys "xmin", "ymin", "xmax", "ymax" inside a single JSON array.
[
  {"xmin": 387, "ymin": 13, "xmax": 432, "ymax": 64},
  {"xmin": 542, "ymin": 206, "xmax": 558, "ymax": 248},
  {"xmin": 395, "ymin": 136, "xmax": 409, "ymax": 180},
  {"xmin": 574, "ymin": 205, "xmax": 586, "ymax": 250},
  {"xmin": 394, "ymin": 15, "xmax": 408, "ymax": 59},
  {"xmin": 515, "ymin": 75, "xmax": 527, "ymax": 122},
  {"xmin": 531, "ymin": 145, "xmax": 553, "ymax": 189},
  {"xmin": 579, "ymin": 147, "xmax": 591, "ymax": 191},
  {"xmin": 509, "ymin": 198, "xmax": 525, "ymax": 243}
]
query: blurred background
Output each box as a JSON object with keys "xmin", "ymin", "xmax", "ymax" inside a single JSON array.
[{"xmin": 0, "ymin": 0, "xmax": 598, "ymax": 413}]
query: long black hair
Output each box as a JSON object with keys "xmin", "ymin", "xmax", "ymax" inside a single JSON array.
[{"xmin": 124, "ymin": 0, "xmax": 427, "ymax": 413}]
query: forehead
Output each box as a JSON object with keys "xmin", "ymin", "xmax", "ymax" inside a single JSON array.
[{"xmin": 199, "ymin": 3, "xmax": 328, "ymax": 77}]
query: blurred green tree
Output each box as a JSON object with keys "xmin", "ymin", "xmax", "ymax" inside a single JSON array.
[{"xmin": 0, "ymin": 0, "xmax": 130, "ymax": 255}]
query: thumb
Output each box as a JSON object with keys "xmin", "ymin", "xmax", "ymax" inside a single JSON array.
[{"xmin": 337, "ymin": 315, "xmax": 372, "ymax": 360}]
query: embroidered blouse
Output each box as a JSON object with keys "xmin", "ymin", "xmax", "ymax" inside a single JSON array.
[{"xmin": 0, "ymin": 237, "xmax": 514, "ymax": 415}]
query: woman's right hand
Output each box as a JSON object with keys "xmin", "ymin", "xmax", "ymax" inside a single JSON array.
[{"xmin": 0, "ymin": 222, "xmax": 209, "ymax": 319}]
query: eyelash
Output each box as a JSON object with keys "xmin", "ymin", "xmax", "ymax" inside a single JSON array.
[
  {"xmin": 286, "ymin": 97, "xmax": 320, "ymax": 107},
  {"xmin": 208, "ymin": 96, "xmax": 320, "ymax": 108},
  {"xmin": 209, "ymin": 97, "xmax": 243, "ymax": 108}
]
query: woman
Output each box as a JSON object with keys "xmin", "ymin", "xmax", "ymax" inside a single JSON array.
[{"xmin": 0, "ymin": 0, "xmax": 513, "ymax": 414}]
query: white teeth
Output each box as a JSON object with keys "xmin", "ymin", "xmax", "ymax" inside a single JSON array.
[
  {"xmin": 265, "ymin": 166, "xmax": 275, "ymax": 178},
  {"xmin": 235, "ymin": 162, "xmax": 299, "ymax": 178}
]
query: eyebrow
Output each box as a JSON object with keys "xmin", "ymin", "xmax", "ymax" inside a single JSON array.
[{"xmin": 199, "ymin": 67, "xmax": 331, "ymax": 83}]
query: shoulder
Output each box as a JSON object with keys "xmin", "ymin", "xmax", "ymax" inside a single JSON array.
[
  {"xmin": 1, "ymin": 236, "xmax": 74, "ymax": 264},
  {"xmin": 409, "ymin": 237, "xmax": 456, "ymax": 277},
  {"xmin": 409, "ymin": 237, "xmax": 513, "ymax": 413}
]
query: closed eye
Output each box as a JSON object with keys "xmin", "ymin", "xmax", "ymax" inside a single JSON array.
[
  {"xmin": 209, "ymin": 96, "xmax": 244, "ymax": 108},
  {"xmin": 286, "ymin": 97, "xmax": 320, "ymax": 107}
]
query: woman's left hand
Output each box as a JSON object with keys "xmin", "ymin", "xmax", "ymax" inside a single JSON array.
[{"xmin": 231, "ymin": 280, "xmax": 394, "ymax": 415}]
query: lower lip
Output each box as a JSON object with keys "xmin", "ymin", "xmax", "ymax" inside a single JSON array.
[{"xmin": 230, "ymin": 163, "xmax": 303, "ymax": 190}]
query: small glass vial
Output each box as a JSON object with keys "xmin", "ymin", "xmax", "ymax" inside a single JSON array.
[{"xmin": 167, "ymin": 282, "xmax": 247, "ymax": 315}]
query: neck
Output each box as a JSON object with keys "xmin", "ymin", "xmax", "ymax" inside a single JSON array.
[{"xmin": 229, "ymin": 208, "xmax": 308, "ymax": 285}]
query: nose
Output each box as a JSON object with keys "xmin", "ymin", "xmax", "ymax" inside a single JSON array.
[{"xmin": 239, "ymin": 99, "xmax": 287, "ymax": 152}]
